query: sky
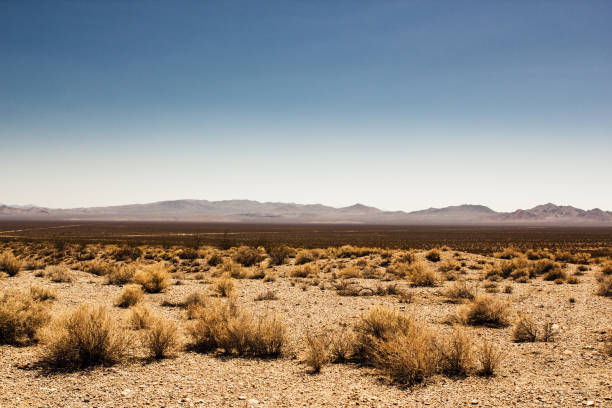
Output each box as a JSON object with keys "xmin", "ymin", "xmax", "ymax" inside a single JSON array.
[{"xmin": 1, "ymin": 0, "xmax": 611, "ymax": 212}]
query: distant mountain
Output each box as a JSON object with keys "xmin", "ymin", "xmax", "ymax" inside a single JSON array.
[{"xmin": 0, "ymin": 200, "xmax": 611, "ymax": 225}]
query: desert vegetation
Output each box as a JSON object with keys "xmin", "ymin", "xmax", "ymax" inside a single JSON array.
[{"xmin": 0, "ymin": 232, "xmax": 610, "ymax": 406}]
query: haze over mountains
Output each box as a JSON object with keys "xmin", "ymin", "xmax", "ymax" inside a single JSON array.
[{"xmin": 1, "ymin": 200, "xmax": 612, "ymax": 225}]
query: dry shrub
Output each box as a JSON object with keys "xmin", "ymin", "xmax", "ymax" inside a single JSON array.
[
  {"xmin": 214, "ymin": 275, "xmax": 235, "ymax": 297},
  {"xmin": 336, "ymin": 245, "xmax": 377, "ymax": 258},
  {"xmin": 443, "ymin": 281, "xmax": 475, "ymax": 302},
  {"xmin": 233, "ymin": 246, "xmax": 264, "ymax": 266},
  {"xmin": 218, "ymin": 259, "xmax": 244, "ymax": 278},
  {"xmin": 115, "ymin": 284, "xmax": 144, "ymax": 308},
  {"xmin": 106, "ymin": 264, "xmax": 136, "ymax": 285},
  {"xmin": 458, "ymin": 295, "xmax": 511, "ymax": 328},
  {"xmin": 83, "ymin": 260, "xmax": 111, "ymax": 276},
  {"xmin": 525, "ymin": 249, "xmax": 553, "ymax": 260},
  {"xmin": 177, "ymin": 248, "xmax": 199, "ymax": 260},
  {"xmin": 295, "ymin": 249, "xmax": 316, "ymax": 265},
  {"xmin": 0, "ymin": 289, "xmax": 50, "ymax": 345},
  {"xmin": 407, "ymin": 262, "xmax": 439, "ymax": 287},
  {"xmin": 133, "ymin": 264, "xmax": 169, "ymax": 293},
  {"xmin": 372, "ymin": 324, "xmax": 438, "ymax": 385},
  {"xmin": 494, "ymin": 247, "xmax": 522, "ymax": 259},
  {"xmin": 512, "ymin": 314, "xmax": 538, "ymax": 342},
  {"xmin": 329, "ymin": 328, "xmax": 355, "ymax": 363},
  {"xmin": 600, "ymin": 262, "xmax": 612, "ymax": 276},
  {"xmin": 425, "ymin": 249, "xmax": 441, "ymax": 262},
  {"xmin": 476, "ymin": 339, "xmax": 504, "ymax": 376},
  {"xmin": 263, "ymin": 272, "xmax": 277, "ymax": 282},
  {"xmin": 437, "ymin": 326, "xmax": 474, "ymax": 376},
  {"xmin": 255, "ymin": 290, "xmax": 278, "ymax": 301},
  {"xmin": 44, "ymin": 265, "xmax": 73, "ymax": 283},
  {"xmin": 0, "ymin": 252, "xmax": 22, "ymax": 276},
  {"xmin": 268, "ymin": 245, "xmax": 293, "ymax": 265},
  {"xmin": 543, "ymin": 268, "xmax": 566, "ymax": 281},
  {"xmin": 304, "ymin": 332, "xmax": 330, "ymax": 373},
  {"xmin": 596, "ymin": 276, "xmax": 612, "ymax": 297},
  {"xmin": 338, "ymin": 266, "xmax": 361, "ymax": 279},
  {"xmin": 290, "ymin": 264, "xmax": 318, "ymax": 278},
  {"xmin": 39, "ymin": 304, "xmax": 129, "ymax": 368},
  {"xmin": 207, "ymin": 253, "xmax": 223, "ymax": 267},
  {"xmin": 29, "ymin": 285, "xmax": 56, "ymax": 302},
  {"xmin": 187, "ymin": 299, "xmax": 286, "ymax": 357},
  {"xmin": 142, "ymin": 316, "xmax": 179, "ymax": 359},
  {"xmin": 438, "ymin": 259, "xmax": 461, "ymax": 273},
  {"xmin": 130, "ymin": 304, "xmax": 154, "ymax": 329}
]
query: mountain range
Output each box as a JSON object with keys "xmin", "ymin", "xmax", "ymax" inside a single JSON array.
[{"xmin": 1, "ymin": 200, "xmax": 612, "ymax": 225}]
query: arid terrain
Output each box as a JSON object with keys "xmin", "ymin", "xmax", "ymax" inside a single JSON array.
[{"xmin": 1, "ymin": 225, "xmax": 611, "ymax": 407}]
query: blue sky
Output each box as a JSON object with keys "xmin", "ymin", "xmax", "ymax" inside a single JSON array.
[{"xmin": 1, "ymin": 1, "xmax": 611, "ymax": 211}]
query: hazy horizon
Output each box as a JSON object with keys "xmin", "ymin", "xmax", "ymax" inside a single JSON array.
[{"xmin": 2, "ymin": 1, "xmax": 611, "ymax": 212}]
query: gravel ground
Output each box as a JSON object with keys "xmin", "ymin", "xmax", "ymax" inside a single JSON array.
[{"xmin": 1, "ymin": 249, "xmax": 610, "ymax": 407}]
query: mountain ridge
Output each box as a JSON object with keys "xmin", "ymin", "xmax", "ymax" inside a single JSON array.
[{"xmin": 1, "ymin": 200, "xmax": 612, "ymax": 225}]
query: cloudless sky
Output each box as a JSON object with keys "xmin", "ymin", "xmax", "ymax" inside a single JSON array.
[{"xmin": 1, "ymin": 0, "xmax": 611, "ymax": 212}]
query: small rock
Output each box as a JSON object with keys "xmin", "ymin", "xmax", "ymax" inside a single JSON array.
[
  {"xmin": 238, "ymin": 395, "xmax": 247, "ymax": 400},
  {"xmin": 248, "ymin": 398, "xmax": 259, "ymax": 405}
]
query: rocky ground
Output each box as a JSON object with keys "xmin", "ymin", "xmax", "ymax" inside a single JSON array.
[{"xmin": 0, "ymin": 246, "xmax": 611, "ymax": 407}]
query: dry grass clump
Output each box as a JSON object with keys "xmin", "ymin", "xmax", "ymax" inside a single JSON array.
[
  {"xmin": 82, "ymin": 260, "xmax": 112, "ymax": 276},
  {"xmin": 338, "ymin": 265, "xmax": 361, "ymax": 279},
  {"xmin": 600, "ymin": 262, "xmax": 612, "ymax": 276},
  {"xmin": 0, "ymin": 289, "xmax": 50, "ymax": 345},
  {"xmin": 290, "ymin": 264, "xmax": 319, "ymax": 278},
  {"xmin": 106, "ymin": 264, "xmax": 136, "ymax": 285},
  {"xmin": 476, "ymin": 339, "xmax": 504, "ymax": 376},
  {"xmin": 187, "ymin": 299, "xmax": 286, "ymax": 357},
  {"xmin": 141, "ymin": 316, "xmax": 179, "ymax": 359},
  {"xmin": 267, "ymin": 245, "xmax": 294, "ymax": 265},
  {"xmin": 438, "ymin": 259, "xmax": 461, "ymax": 273},
  {"xmin": 0, "ymin": 251, "xmax": 22, "ymax": 276},
  {"xmin": 213, "ymin": 275, "xmax": 235, "ymax": 297},
  {"xmin": 437, "ymin": 326, "xmax": 474, "ymax": 376},
  {"xmin": 512, "ymin": 314, "xmax": 538, "ymax": 342},
  {"xmin": 133, "ymin": 264, "xmax": 169, "ymax": 293},
  {"xmin": 44, "ymin": 265, "xmax": 73, "ymax": 283},
  {"xmin": 494, "ymin": 246, "xmax": 522, "ymax": 259},
  {"xmin": 29, "ymin": 285, "xmax": 57, "ymax": 302},
  {"xmin": 177, "ymin": 248, "xmax": 199, "ymax": 260},
  {"xmin": 487, "ymin": 257, "xmax": 529, "ymax": 281},
  {"xmin": 525, "ymin": 249, "xmax": 553, "ymax": 260},
  {"xmin": 207, "ymin": 252, "xmax": 223, "ymax": 267},
  {"xmin": 458, "ymin": 295, "xmax": 512, "ymax": 328},
  {"xmin": 217, "ymin": 259, "xmax": 244, "ymax": 278},
  {"xmin": 596, "ymin": 275, "xmax": 612, "ymax": 297},
  {"xmin": 39, "ymin": 304, "xmax": 129, "ymax": 368},
  {"xmin": 304, "ymin": 332, "xmax": 330, "ymax": 373},
  {"xmin": 442, "ymin": 281, "xmax": 475, "ymax": 302},
  {"xmin": 255, "ymin": 290, "xmax": 278, "ymax": 301},
  {"xmin": 295, "ymin": 249, "xmax": 316, "ymax": 265},
  {"xmin": 129, "ymin": 304, "xmax": 154, "ymax": 329},
  {"xmin": 554, "ymin": 250, "xmax": 590, "ymax": 264},
  {"xmin": 425, "ymin": 249, "xmax": 441, "ymax": 262},
  {"xmin": 406, "ymin": 262, "xmax": 439, "ymax": 287},
  {"xmin": 233, "ymin": 246, "xmax": 264, "ymax": 266},
  {"xmin": 115, "ymin": 284, "xmax": 144, "ymax": 308}
]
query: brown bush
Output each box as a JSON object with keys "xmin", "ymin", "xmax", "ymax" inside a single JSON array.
[
  {"xmin": 425, "ymin": 249, "xmax": 441, "ymax": 262},
  {"xmin": 437, "ymin": 326, "xmax": 474, "ymax": 376},
  {"xmin": 295, "ymin": 249, "xmax": 316, "ymax": 265},
  {"xmin": 338, "ymin": 265, "xmax": 361, "ymax": 279},
  {"xmin": 512, "ymin": 314, "xmax": 538, "ymax": 342},
  {"xmin": 458, "ymin": 295, "xmax": 512, "ymax": 328},
  {"xmin": 39, "ymin": 304, "xmax": 129, "ymax": 368},
  {"xmin": 233, "ymin": 246, "xmax": 264, "ymax": 266},
  {"xmin": 129, "ymin": 305, "xmax": 154, "ymax": 329},
  {"xmin": 268, "ymin": 245, "xmax": 294, "ymax": 265},
  {"xmin": 0, "ymin": 289, "xmax": 50, "ymax": 345},
  {"xmin": 329, "ymin": 328, "xmax": 355, "ymax": 363},
  {"xmin": 83, "ymin": 260, "xmax": 112, "ymax": 276},
  {"xmin": 303, "ymin": 332, "xmax": 330, "ymax": 373},
  {"xmin": 133, "ymin": 264, "xmax": 169, "ymax": 293},
  {"xmin": 600, "ymin": 262, "xmax": 612, "ymax": 276},
  {"xmin": 255, "ymin": 290, "xmax": 278, "ymax": 301},
  {"xmin": 442, "ymin": 281, "xmax": 475, "ymax": 302},
  {"xmin": 476, "ymin": 339, "xmax": 504, "ymax": 376},
  {"xmin": 115, "ymin": 284, "xmax": 144, "ymax": 308},
  {"xmin": 142, "ymin": 316, "xmax": 179, "ymax": 359},
  {"xmin": 290, "ymin": 264, "xmax": 318, "ymax": 278},
  {"xmin": 106, "ymin": 264, "xmax": 136, "ymax": 285},
  {"xmin": 29, "ymin": 285, "xmax": 56, "ymax": 302},
  {"xmin": 0, "ymin": 252, "xmax": 22, "ymax": 276},
  {"xmin": 45, "ymin": 265, "xmax": 73, "ymax": 283},
  {"xmin": 213, "ymin": 275, "xmax": 235, "ymax": 297},
  {"xmin": 407, "ymin": 262, "xmax": 439, "ymax": 287},
  {"xmin": 187, "ymin": 299, "xmax": 286, "ymax": 358},
  {"xmin": 596, "ymin": 276, "xmax": 612, "ymax": 297}
]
